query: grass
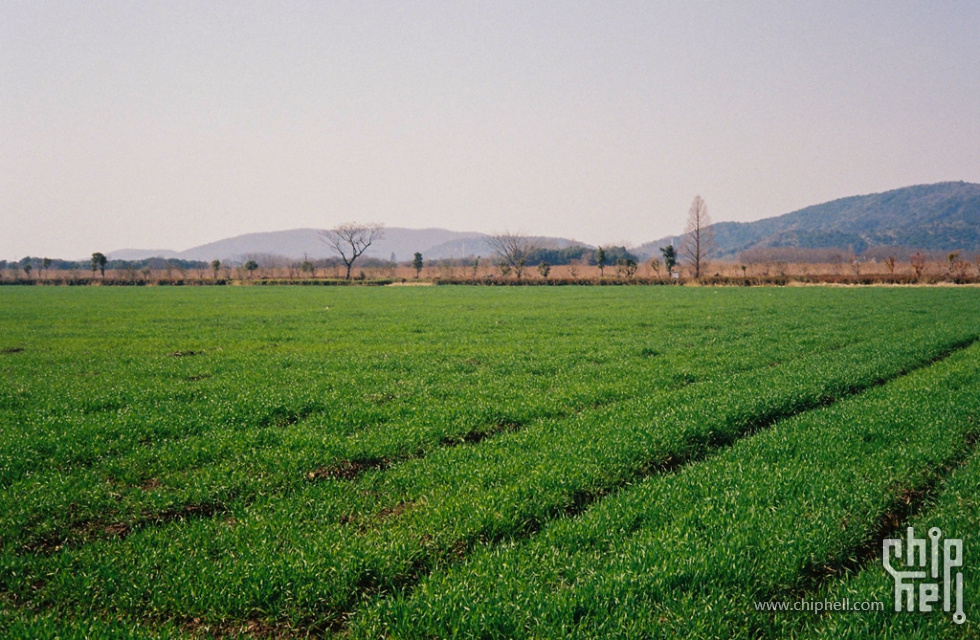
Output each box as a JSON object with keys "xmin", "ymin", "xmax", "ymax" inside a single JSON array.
[
  {"xmin": 352, "ymin": 342, "xmax": 980, "ymax": 638},
  {"xmin": 1, "ymin": 286, "xmax": 978, "ymax": 638}
]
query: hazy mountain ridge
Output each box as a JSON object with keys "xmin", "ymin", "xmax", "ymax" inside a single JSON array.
[
  {"xmin": 110, "ymin": 229, "xmax": 591, "ymax": 263},
  {"xmin": 106, "ymin": 248, "xmax": 181, "ymax": 260},
  {"xmin": 110, "ymin": 228, "xmax": 486, "ymax": 263},
  {"xmin": 109, "ymin": 182, "xmax": 980, "ymax": 263},
  {"xmin": 635, "ymin": 182, "xmax": 980, "ymax": 259}
]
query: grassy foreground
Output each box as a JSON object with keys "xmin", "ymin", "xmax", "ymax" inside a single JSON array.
[{"xmin": 0, "ymin": 286, "xmax": 978, "ymax": 638}]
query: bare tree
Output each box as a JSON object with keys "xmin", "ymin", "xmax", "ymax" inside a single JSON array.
[
  {"xmin": 680, "ymin": 196, "xmax": 716, "ymax": 279},
  {"xmin": 486, "ymin": 231, "xmax": 535, "ymax": 280},
  {"xmin": 947, "ymin": 251, "xmax": 967, "ymax": 280},
  {"xmin": 884, "ymin": 256, "xmax": 897, "ymax": 275},
  {"xmin": 910, "ymin": 251, "xmax": 926, "ymax": 280},
  {"xmin": 320, "ymin": 222, "xmax": 384, "ymax": 280}
]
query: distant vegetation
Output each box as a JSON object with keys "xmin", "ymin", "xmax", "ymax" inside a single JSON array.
[
  {"xmin": 524, "ymin": 244, "xmax": 636, "ymax": 266},
  {"xmin": 3, "ymin": 249, "xmax": 979, "ymax": 286},
  {"xmin": 4, "ymin": 182, "xmax": 980, "ymax": 286}
]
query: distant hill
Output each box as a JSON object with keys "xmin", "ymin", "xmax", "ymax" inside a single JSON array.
[
  {"xmin": 105, "ymin": 248, "xmax": 180, "ymax": 261},
  {"xmin": 110, "ymin": 228, "xmax": 586, "ymax": 264},
  {"xmin": 109, "ymin": 228, "xmax": 485, "ymax": 263},
  {"xmin": 109, "ymin": 182, "xmax": 980, "ymax": 264},
  {"xmin": 635, "ymin": 182, "xmax": 980, "ymax": 259}
]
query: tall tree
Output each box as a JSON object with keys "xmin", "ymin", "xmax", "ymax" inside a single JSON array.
[
  {"xmin": 681, "ymin": 196, "xmax": 715, "ymax": 279},
  {"xmin": 91, "ymin": 252, "xmax": 107, "ymax": 278},
  {"xmin": 412, "ymin": 252, "xmax": 424, "ymax": 278},
  {"xmin": 660, "ymin": 245, "xmax": 677, "ymax": 276},
  {"xmin": 595, "ymin": 246, "xmax": 606, "ymax": 277},
  {"xmin": 321, "ymin": 222, "xmax": 385, "ymax": 280},
  {"xmin": 486, "ymin": 232, "xmax": 535, "ymax": 280}
]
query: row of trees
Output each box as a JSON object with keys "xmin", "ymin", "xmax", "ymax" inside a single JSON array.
[
  {"xmin": 1, "ymin": 255, "xmax": 222, "ymax": 279},
  {"xmin": 9, "ymin": 250, "xmax": 973, "ymax": 284},
  {"xmin": 19, "ymin": 196, "xmax": 977, "ymax": 284},
  {"xmin": 2, "ymin": 197, "xmax": 712, "ymax": 283},
  {"xmin": 453, "ymin": 195, "xmax": 713, "ymax": 281},
  {"xmin": 2, "ymin": 252, "xmax": 110, "ymax": 280},
  {"xmin": 317, "ymin": 223, "xmax": 644, "ymax": 281}
]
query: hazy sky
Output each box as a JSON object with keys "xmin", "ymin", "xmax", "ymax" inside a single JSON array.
[{"xmin": 3, "ymin": 2, "xmax": 979, "ymax": 259}]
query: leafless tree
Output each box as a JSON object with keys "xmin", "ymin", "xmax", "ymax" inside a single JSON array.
[
  {"xmin": 680, "ymin": 195, "xmax": 715, "ymax": 279},
  {"xmin": 884, "ymin": 256, "xmax": 897, "ymax": 275},
  {"xmin": 947, "ymin": 251, "xmax": 967, "ymax": 280},
  {"xmin": 320, "ymin": 222, "xmax": 384, "ymax": 280},
  {"xmin": 910, "ymin": 251, "xmax": 926, "ymax": 280},
  {"xmin": 486, "ymin": 231, "xmax": 535, "ymax": 279}
]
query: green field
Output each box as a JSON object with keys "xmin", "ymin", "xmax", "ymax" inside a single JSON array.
[{"xmin": 1, "ymin": 286, "xmax": 977, "ymax": 639}]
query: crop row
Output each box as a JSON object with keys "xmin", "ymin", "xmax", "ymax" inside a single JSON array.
[
  {"xmin": 3, "ymin": 287, "xmax": 980, "ymax": 637},
  {"xmin": 1, "ymin": 320, "xmax": 975, "ymax": 632},
  {"xmin": 350, "ymin": 342, "xmax": 980, "ymax": 638},
  {"xmin": 0, "ymin": 286, "xmax": 896, "ymax": 553},
  {"xmin": 779, "ymin": 448, "xmax": 979, "ymax": 639}
]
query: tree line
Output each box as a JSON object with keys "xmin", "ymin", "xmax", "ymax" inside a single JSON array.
[
  {"xmin": 0, "ymin": 197, "xmax": 710, "ymax": 283},
  {"xmin": 9, "ymin": 197, "xmax": 978, "ymax": 284}
]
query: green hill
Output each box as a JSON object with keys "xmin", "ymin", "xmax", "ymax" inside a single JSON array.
[{"xmin": 638, "ymin": 182, "xmax": 980, "ymax": 259}]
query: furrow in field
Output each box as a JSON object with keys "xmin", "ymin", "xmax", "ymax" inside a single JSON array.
[
  {"xmin": 0, "ymin": 339, "xmax": 819, "ymax": 559},
  {"xmin": 346, "ymin": 342, "xmax": 980, "ymax": 639},
  {"xmin": 745, "ymin": 433, "xmax": 979, "ymax": 639},
  {"xmin": 20, "ymin": 500, "xmax": 232, "ymax": 556},
  {"xmin": 324, "ymin": 333, "xmax": 980, "ymax": 635},
  {"xmin": 452, "ymin": 334, "xmax": 980, "ymax": 535},
  {"xmin": 0, "ymin": 287, "xmax": 932, "ymax": 560},
  {"xmin": 3, "ymin": 329, "xmax": 972, "ymax": 636},
  {"xmin": 1, "ymin": 327, "xmax": 863, "ymax": 555},
  {"xmin": 794, "ymin": 432, "xmax": 977, "ymax": 591},
  {"xmin": 1, "ymin": 285, "xmax": 883, "ymax": 499},
  {"xmin": 773, "ymin": 450, "xmax": 980, "ymax": 638}
]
